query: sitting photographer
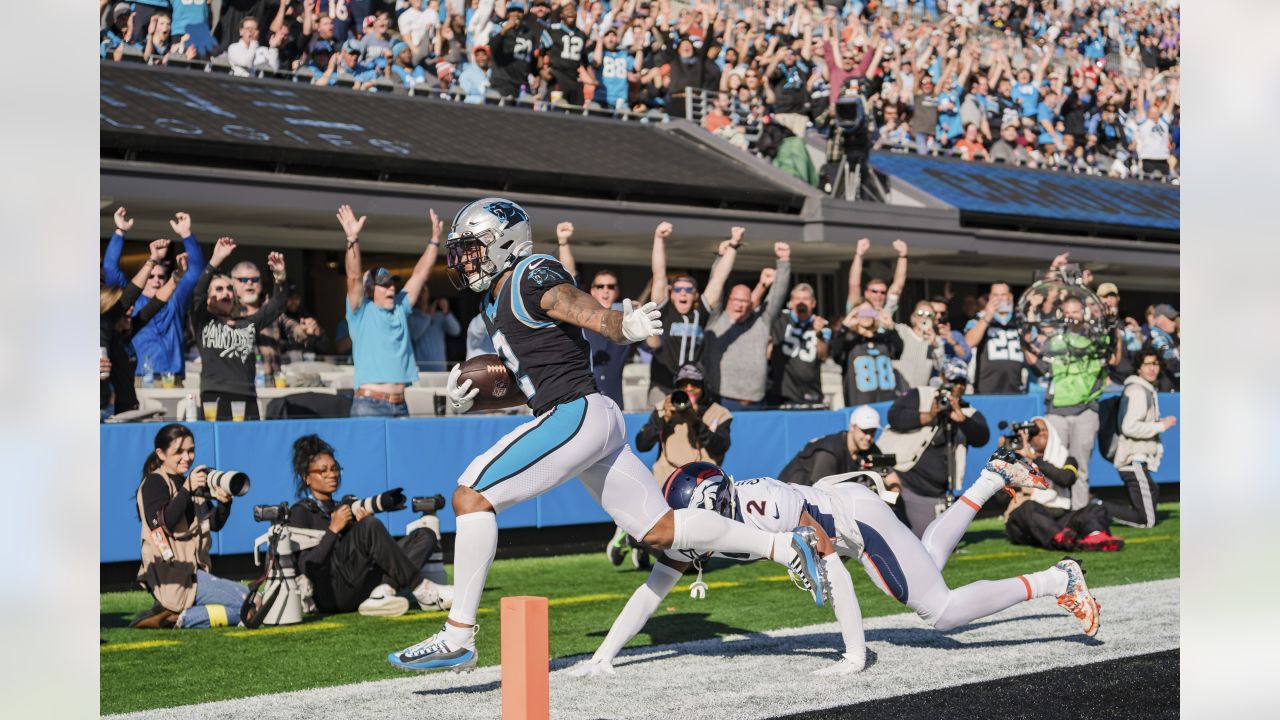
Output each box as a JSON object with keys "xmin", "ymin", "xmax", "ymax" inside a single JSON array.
[
  {"xmin": 880, "ymin": 360, "xmax": 991, "ymax": 538},
  {"xmin": 1103, "ymin": 348, "xmax": 1176, "ymax": 528},
  {"xmin": 287, "ymin": 434, "xmax": 453, "ymax": 617},
  {"xmin": 779, "ymin": 405, "xmax": 901, "ymax": 494},
  {"xmin": 1000, "ymin": 418, "xmax": 1125, "ymax": 552},
  {"xmin": 133, "ymin": 424, "xmax": 248, "ymax": 629}
]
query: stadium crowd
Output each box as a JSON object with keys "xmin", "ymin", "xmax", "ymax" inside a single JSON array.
[{"xmin": 100, "ymin": 0, "xmax": 1180, "ymax": 180}]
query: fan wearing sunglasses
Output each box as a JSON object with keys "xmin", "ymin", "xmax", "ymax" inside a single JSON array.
[
  {"xmin": 846, "ymin": 237, "xmax": 908, "ymax": 323},
  {"xmin": 554, "ymin": 221, "xmax": 634, "ymax": 409},
  {"xmin": 894, "ymin": 300, "xmax": 945, "ymax": 389}
]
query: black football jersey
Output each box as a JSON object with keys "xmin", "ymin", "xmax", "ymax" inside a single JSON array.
[
  {"xmin": 968, "ymin": 312, "xmax": 1025, "ymax": 395},
  {"xmin": 541, "ymin": 21, "xmax": 587, "ymax": 81},
  {"xmin": 481, "ymin": 254, "xmax": 598, "ymax": 415}
]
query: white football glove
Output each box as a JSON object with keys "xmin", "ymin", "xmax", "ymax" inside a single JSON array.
[
  {"xmin": 811, "ymin": 652, "xmax": 866, "ymax": 676},
  {"xmin": 446, "ymin": 365, "xmax": 479, "ymax": 413},
  {"xmin": 620, "ymin": 299, "xmax": 662, "ymax": 343},
  {"xmin": 566, "ymin": 657, "xmax": 616, "ymax": 678}
]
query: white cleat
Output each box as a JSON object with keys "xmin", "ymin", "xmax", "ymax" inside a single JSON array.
[
  {"xmin": 812, "ymin": 652, "xmax": 867, "ymax": 675},
  {"xmin": 566, "ymin": 657, "xmax": 617, "ymax": 678}
]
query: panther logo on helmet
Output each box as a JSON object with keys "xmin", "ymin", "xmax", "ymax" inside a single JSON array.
[
  {"xmin": 446, "ymin": 197, "xmax": 533, "ymax": 293},
  {"xmin": 482, "ymin": 200, "xmax": 529, "ymax": 230}
]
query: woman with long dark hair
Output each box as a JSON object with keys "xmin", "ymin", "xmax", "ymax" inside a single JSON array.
[
  {"xmin": 132, "ymin": 423, "xmax": 248, "ymax": 628},
  {"xmin": 287, "ymin": 434, "xmax": 452, "ymax": 617},
  {"xmin": 101, "ymin": 238, "xmax": 179, "ymax": 419}
]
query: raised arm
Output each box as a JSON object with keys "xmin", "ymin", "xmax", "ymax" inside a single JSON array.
[
  {"xmin": 846, "ymin": 237, "xmax": 870, "ymax": 310},
  {"xmin": 887, "ymin": 238, "xmax": 909, "ymax": 299},
  {"xmin": 763, "ymin": 243, "xmax": 792, "ymax": 318},
  {"xmin": 167, "ymin": 212, "xmax": 205, "ymax": 317},
  {"xmin": 127, "ymin": 238, "xmax": 169, "ymax": 294},
  {"xmin": 556, "ymin": 222, "xmax": 578, "ymax": 279},
  {"xmin": 337, "ymin": 204, "xmax": 368, "ymax": 313},
  {"xmin": 404, "ymin": 208, "xmax": 443, "ymax": 307},
  {"xmin": 649, "ymin": 221, "xmax": 673, "ymax": 303},
  {"xmin": 102, "ymin": 207, "xmax": 134, "ymax": 287},
  {"xmin": 540, "ymin": 284, "xmax": 661, "ymax": 344},
  {"xmin": 703, "ymin": 226, "xmax": 744, "ymax": 310}
]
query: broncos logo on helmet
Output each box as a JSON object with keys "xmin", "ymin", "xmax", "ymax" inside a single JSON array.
[{"xmin": 663, "ymin": 461, "xmax": 737, "ymax": 519}]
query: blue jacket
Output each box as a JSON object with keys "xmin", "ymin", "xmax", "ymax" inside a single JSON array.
[{"xmin": 102, "ymin": 230, "xmax": 206, "ymax": 375}]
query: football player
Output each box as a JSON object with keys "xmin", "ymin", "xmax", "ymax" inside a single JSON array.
[
  {"xmin": 570, "ymin": 450, "xmax": 1102, "ymax": 677},
  {"xmin": 386, "ymin": 198, "xmax": 832, "ymax": 672}
]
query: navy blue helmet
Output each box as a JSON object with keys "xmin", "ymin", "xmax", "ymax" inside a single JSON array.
[{"xmin": 661, "ymin": 461, "xmax": 737, "ymax": 520}]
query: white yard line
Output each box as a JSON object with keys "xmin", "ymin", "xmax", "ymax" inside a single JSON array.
[{"xmin": 110, "ymin": 578, "xmax": 1179, "ymax": 720}]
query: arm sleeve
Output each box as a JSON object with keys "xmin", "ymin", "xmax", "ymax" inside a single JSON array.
[
  {"xmin": 960, "ymin": 410, "xmax": 990, "ymax": 447},
  {"xmin": 824, "ymin": 553, "xmax": 866, "ymax": 660},
  {"xmin": 592, "ymin": 562, "xmax": 683, "ymax": 663},
  {"xmin": 885, "ymin": 329, "xmax": 905, "ymax": 358},
  {"xmin": 517, "ymin": 257, "xmax": 575, "ymax": 323},
  {"xmin": 809, "ymin": 449, "xmax": 842, "ymax": 483},
  {"xmin": 132, "ymin": 296, "xmax": 168, "ymax": 333},
  {"xmin": 289, "ymin": 504, "xmax": 339, "ymax": 578},
  {"xmin": 1119, "ymin": 385, "xmax": 1164, "ymax": 439},
  {"xmin": 695, "ymin": 415, "xmax": 732, "ymax": 457},
  {"xmin": 140, "ymin": 473, "xmax": 191, "ymax": 532},
  {"xmin": 102, "ymin": 230, "xmax": 128, "ymax": 287},
  {"xmin": 1039, "ymin": 458, "xmax": 1078, "ymax": 488},
  {"xmin": 170, "ymin": 234, "xmax": 207, "ymax": 318},
  {"xmin": 634, "ymin": 410, "xmax": 664, "ymax": 452},
  {"xmin": 250, "ymin": 280, "xmax": 290, "ymax": 327},
  {"xmin": 209, "ymin": 499, "xmax": 232, "ymax": 532},
  {"xmin": 762, "ymin": 260, "xmax": 791, "ymax": 319},
  {"xmin": 191, "ymin": 265, "xmax": 216, "ymax": 323},
  {"xmin": 887, "ymin": 391, "xmax": 923, "ymax": 431},
  {"xmin": 444, "ymin": 312, "xmax": 461, "ymax": 337}
]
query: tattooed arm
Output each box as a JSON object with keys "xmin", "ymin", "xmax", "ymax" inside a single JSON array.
[{"xmin": 540, "ymin": 284, "xmax": 627, "ymax": 341}]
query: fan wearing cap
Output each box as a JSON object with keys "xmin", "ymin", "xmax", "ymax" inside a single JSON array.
[
  {"xmin": 1143, "ymin": 303, "xmax": 1179, "ymax": 391},
  {"xmin": 880, "ymin": 359, "xmax": 991, "ymax": 538},
  {"xmin": 335, "ymin": 204, "xmax": 445, "ymax": 418},
  {"xmin": 101, "ymin": 3, "xmax": 134, "ymax": 60},
  {"xmin": 459, "ymin": 45, "xmax": 493, "ymax": 103},
  {"xmin": 635, "ymin": 363, "xmax": 733, "ymax": 484},
  {"xmin": 389, "ymin": 41, "xmax": 427, "ymax": 89},
  {"xmin": 313, "ymin": 36, "xmax": 380, "ymax": 88},
  {"xmin": 779, "ymin": 405, "xmax": 902, "ymax": 493},
  {"xmin": 489, "ymin": 1, "xmax": 540, "ymax": 100}
]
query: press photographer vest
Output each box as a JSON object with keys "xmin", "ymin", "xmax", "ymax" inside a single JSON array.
[
  {"xmin": 651, "ymin": 402, "xmax": 732, "ymax": 483},
  {"xmin": 874, "ymin": 386, "xmax": 975, "ymax": 487},
  {"xmin": 135, "ymin": 473, "xmax": 213, "ymax": 613}
]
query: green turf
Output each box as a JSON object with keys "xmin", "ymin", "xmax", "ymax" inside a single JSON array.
[{"xmin": 101, "ymin": 504, "xmax": 1180, "ymax": 715}]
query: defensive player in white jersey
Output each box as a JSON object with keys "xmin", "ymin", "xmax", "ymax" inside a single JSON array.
[
  {"xmin": 570, "ymin": 449, "xmax": 1102, "ymax": 676},
  {"xmin": 385, "ymin": 198, "xmax": 831, "ymax": 672}
]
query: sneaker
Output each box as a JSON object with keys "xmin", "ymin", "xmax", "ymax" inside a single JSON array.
[
  {"xmin": 985, "ymin": 448, "xmax": 1049, "ymax": 490},
  {"xmin": 784, "ymin": 527, "xmax": 831, "ymax": 608},
  {"xmin": 412, "ymin": 579, "xmax": 455, "ymax": 611},
  {"xmin": 1077, "ymin": 531, "xmax": 1125, "ymax": 552},
  {"xmin": 1054, "ymin": 557, "xmax": 1101, "ymax": 637},
  {"xmin": 359, "ymin": 584, "xmax": 410, "ymax": 617},
  {"xmin": 388, "ymin": 628, "xmax": 477, "ymax": 672},
  {"xmin": 606, "ymin": 527, "xmax": 630, "ymax": 567},
  {"xmin": 631, "ymin": 544, "xmax": 651, "ymax": 570}
]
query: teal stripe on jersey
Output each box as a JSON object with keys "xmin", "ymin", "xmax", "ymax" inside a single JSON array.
[{"xmin": 474, "ymin": 397, "xmax": 588, "ymax": 491}]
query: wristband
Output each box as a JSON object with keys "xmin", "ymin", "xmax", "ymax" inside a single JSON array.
[
  {"xmin": 820, "ymin": 328, "xmax": 832, "ymax": 342},
  {"xmin": 430, "ymin": 240, "xmax": 440, "ymax": 247}
]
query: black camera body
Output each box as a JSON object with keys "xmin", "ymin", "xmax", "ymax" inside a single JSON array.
[
  {"xmin": 997, "ymin": 420, "xmax": 1041, "ymax": 453},
  {"xmin": 861, "ymin": 453, "xmax": 897, "ymax": 474},
  {"xmin": 411, "ymin": 494, "xmax": 446, "ymax": 514},
  {"xmin": 253, "ymin": 502, "xmax": 290, "ymax": 523}
]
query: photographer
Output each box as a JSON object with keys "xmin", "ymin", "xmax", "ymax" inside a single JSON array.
[
  {"xmin": 287, "ymin": 435, "xmax": 452, "ymax": 617},
  {"xmin": 132, "ymin": 424, "xmax": 248, "ymax": 629},
  {"xmin": 1001, "ymin": 418, "xmax": 1125, "ymax": 552},
  {"xmin": 635, "ymin": 363, "xmax": 732, "ymax": 483},
  {"xmin": 779, "ymin": 405, "xmax": 902, "ymax": 493},
  {"xmin": 879, "ymin": 360, "xmax": 991, "ymax": 537},
  {"xmin": 1103, "ymin": 349, "xmax": 1176, "ymax": 528}
]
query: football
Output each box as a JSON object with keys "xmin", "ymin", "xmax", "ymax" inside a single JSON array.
[{"xmin": 456, "ymin": 354, "xmax": 525, "ymax": 403}]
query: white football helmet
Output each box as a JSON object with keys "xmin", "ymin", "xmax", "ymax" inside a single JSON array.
[{"xmin": 446, "ymin": 197, "xmax": 533, "ymax": 292}]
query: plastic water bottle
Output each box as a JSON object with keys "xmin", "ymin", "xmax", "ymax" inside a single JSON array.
[
  {"xmin": 141, "ymin": 355, "xmax": 154, "ymax": 388},
  {"xmin": 254, "ymin": 354, "xmax": 266, "ymax": 389}
]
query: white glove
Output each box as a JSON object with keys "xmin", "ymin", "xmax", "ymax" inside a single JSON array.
[
  {"xmin": 566, "ymin": 657, "xmax": 616, "ymax": 677},
  {"xmin": 446, "ymin": 365, "xmax": 479, "ymax": 413},
  {"xmin": 620, "ymin": 299, "xmax": 662, "ymax": 343},
  {"xmin": 811, "ymin": 652, "xmax": 866, "ymax": 675}
]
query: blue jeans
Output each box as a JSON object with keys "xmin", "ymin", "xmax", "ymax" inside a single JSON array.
[
  {"xmin": 718, "ymin": 397, "xmax": 763, "ymax": 413},
  {"xmin": 176, "ymin": 570, "xmax": 250, "ymax": 629},
  {"xmin": 351, "ymin": 394, "xmax": 409, "ymax": 417}
]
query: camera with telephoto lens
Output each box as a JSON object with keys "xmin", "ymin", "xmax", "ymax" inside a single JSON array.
[
  {"xmin": 253, "ymin": 502, "xmax": 290, "ymax": 523},
  {"xmin": 669, "ymin": 390, "xmax": 694, "ymax": 416},
  {"xmin": 339, "ymin": 487, "xmax": 407, "ymax": 515},
  {"xmin": 191, "ymin": 465, "xmax": 251, "ymax": 498},
  {"xmin": 997, "ymin": 420, "xmax": 1041, "ymax": 453},
  {"xmin": 411, "ymin": 494, "xmax": 446, "ymax": 514},
  {"xmin": 864, "ymin": 453, "xmax": 897, "ymax": 476}
]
